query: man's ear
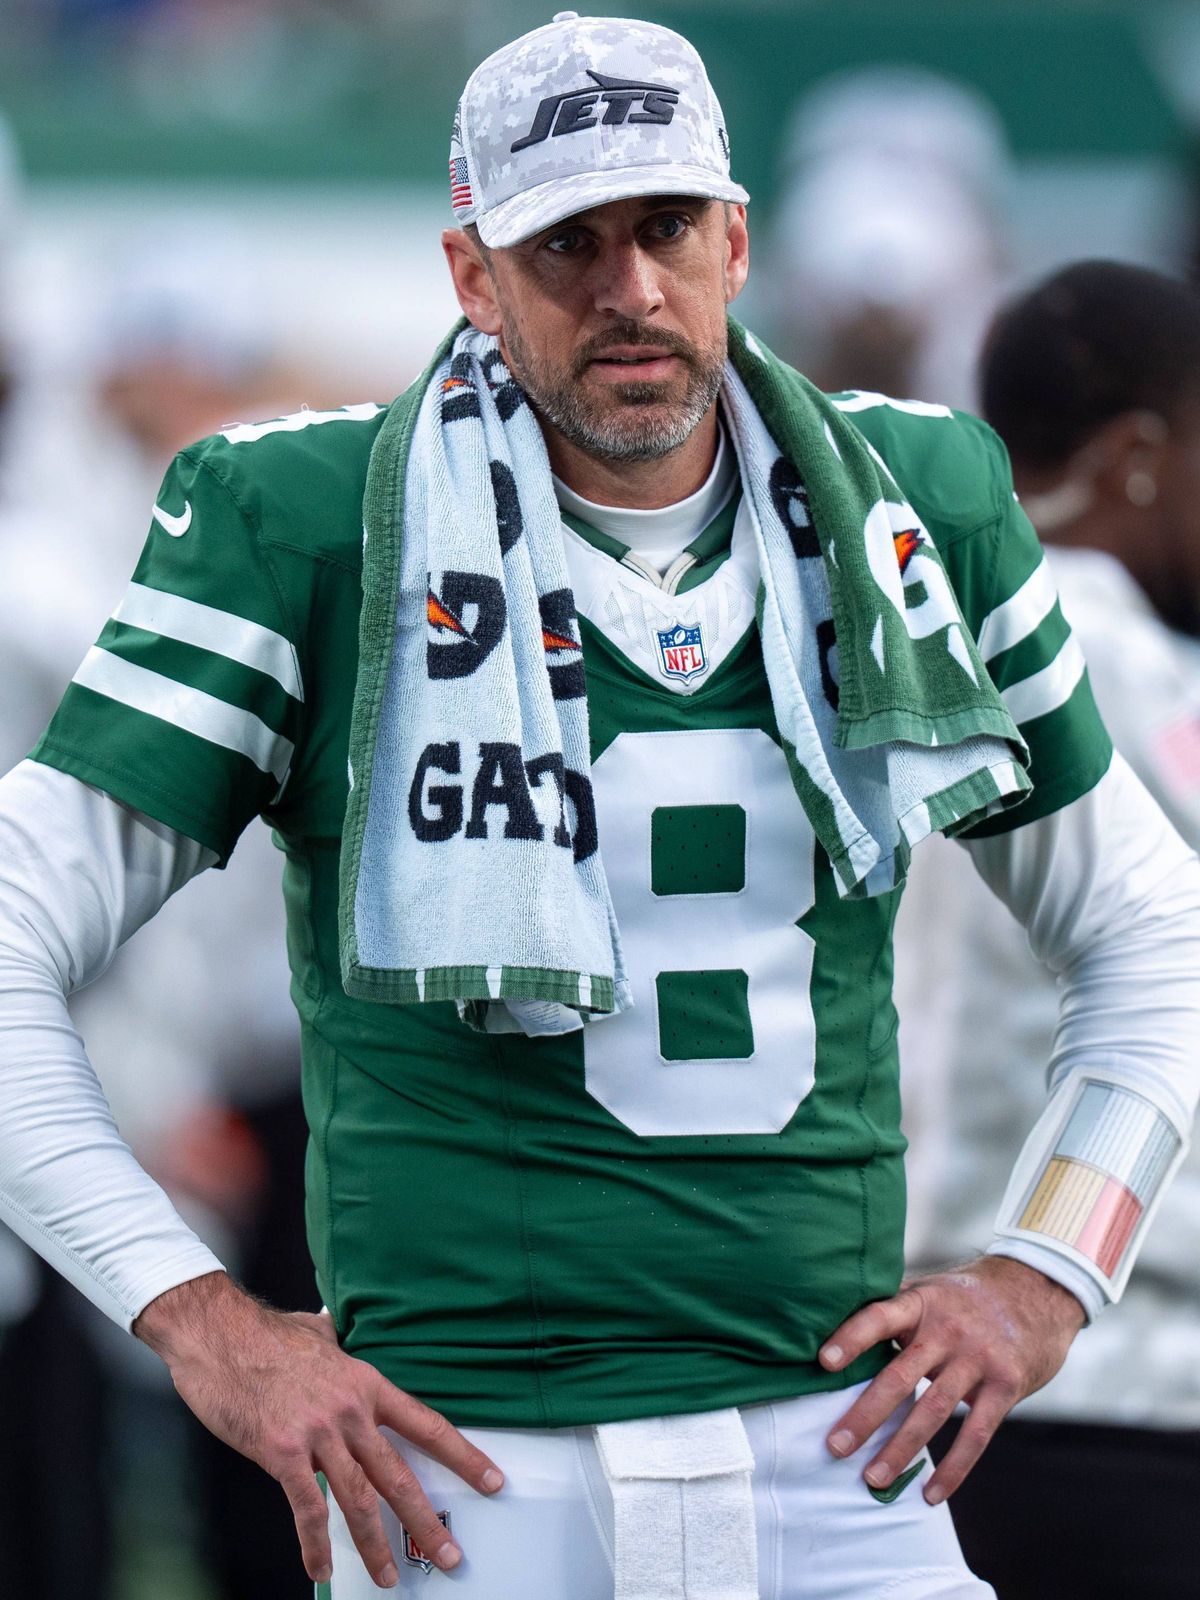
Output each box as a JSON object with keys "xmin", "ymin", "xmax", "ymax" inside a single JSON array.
[
  {"xmin": 442, "ymin": 229, "xmax": 503, "ymax": 336},
  {"xmin": 723, "ymin": 203, "xmax": 750, "ymax": 306},
  {"xmin": 1085, "ymin": 409, "xmax": 1169, "ymax": 510}
]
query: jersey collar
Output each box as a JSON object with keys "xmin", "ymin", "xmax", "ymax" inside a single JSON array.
[{"xmin": 551, "ymin": 414, "xmax": 738, "ymax": 571}]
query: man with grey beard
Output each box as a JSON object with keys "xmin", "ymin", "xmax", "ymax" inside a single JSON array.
[
  {"xmin": 0, "ymin": 16, "xmax": 1197, "ymax": 1600},
  {"xmin": 467, "ymin": 208, "xmax": 730, "ymax": 466}
]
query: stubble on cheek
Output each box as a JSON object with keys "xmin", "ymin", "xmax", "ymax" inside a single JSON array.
[{"xmin": 501, "ymin": 315, "xmax": 727, "ymax": 464}]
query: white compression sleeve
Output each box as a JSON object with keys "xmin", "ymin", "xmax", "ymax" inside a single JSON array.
[
  {"xmin": 962, "ymin": 754, "xmax": 1200, "ymax": 1318},
  {"xmin": 0, "ymin": 760, "xmax": 227, "ymax": 1328}
]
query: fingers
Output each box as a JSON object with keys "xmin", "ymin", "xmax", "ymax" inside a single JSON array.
[
  {"xmin": 923, "ymin": 1387, "xmax": 1012, "ymax": 1504},
  {"xmin": 348, "ymin": 1423, "xmax": 463, "ymax": 1576},
  {"xmin": 321, "ymin": 1442, "xmax": 453, "ymax": 1588},
  {"xmin": 275, "ymin": 1356, "xmax": 496, "ymax": 1586},
  {"xmin": 820, "ymin": 1260, "xmax": 1074, "ymax": 1507},
  {"xmin": 277, "ymin": 1408, "xmax": 471, "ymax": 1590},
  {"xmin": 375, "ymin": 1380, "xmax": 505, "ymax": 1496},
  {"xmin": 277, "ymin": 1464, "xmax": 334, "ymax": 1586},
  {"xmin": 825, "ymin": 1334, "xmax": 934, "ymax": 1463},
  {"xmin": 820, "ymin": 1287, "xmax": 1021, "ymax": 1506},
  {"xmin": 819, "ymin": 1285, "xmax": 925, "ymax": 1373},
  {"xmin": 857, "ymin": 1366, "xmax": 972, "ymax": 1496}
]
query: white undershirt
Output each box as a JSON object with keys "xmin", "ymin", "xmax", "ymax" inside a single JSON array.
[
  {"xmin": 0, "ymin": 755, "xmax": 1197, "ymax": 1330},
  {"xmin": 552, "ymin": 418, "xmax": 738, "ymax": 573}
]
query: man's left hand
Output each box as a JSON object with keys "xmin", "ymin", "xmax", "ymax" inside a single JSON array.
[{"xmin": 818, "ymin": 1255, "xmax": 1085, "ymax": 1504}]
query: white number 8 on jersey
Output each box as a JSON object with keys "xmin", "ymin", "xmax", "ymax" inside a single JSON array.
[{"xmin": 587, "ymin": 727, "xmax": 817, "ymax": 1136}]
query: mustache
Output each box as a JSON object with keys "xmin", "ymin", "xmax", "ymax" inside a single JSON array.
[{"xmin": 573, "ymin": 325, "xmax": 698, "ymax": 377}]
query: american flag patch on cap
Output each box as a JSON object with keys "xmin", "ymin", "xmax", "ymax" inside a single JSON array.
[{"xmin": 450, "ymin": 155, "xmax": 473, "ymax": 212}]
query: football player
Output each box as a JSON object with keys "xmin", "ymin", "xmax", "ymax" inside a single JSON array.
[{"xmin": 0, "ymin": 15, "xmax": 1197, "ymax": 1600}]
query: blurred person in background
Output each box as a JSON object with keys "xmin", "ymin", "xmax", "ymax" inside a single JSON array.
[
  {"xmin": 0, "ymin": 223, "xmax": 306, "ymax": 746},
  {"xmin": 0, "ymin": 210, "xmax": 316, "ymax": 1598},
  {"xmin": 0, "ymin": 101, "xmax": 118, "ymax": 1600},
  {"xmin": 766, "ymin": 67, "xmax": 1012, "ymax": 411},
  {"xmin": 897, "ymin": 260, "xmax": 1200, "ymax": 1600},
  {"xmin": 0, "ymin": 103, "xmax": 97, "ymax": 1600}
]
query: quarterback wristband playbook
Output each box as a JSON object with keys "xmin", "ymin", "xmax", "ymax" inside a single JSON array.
[{"xmin": 992, "ymin": 1067, "xmax": 1188, "ymax": 1308}]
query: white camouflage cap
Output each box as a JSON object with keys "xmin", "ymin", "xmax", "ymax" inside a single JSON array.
[{"xmin": 449, "ymin": 11, "xmax": 748, "ymax": 248}]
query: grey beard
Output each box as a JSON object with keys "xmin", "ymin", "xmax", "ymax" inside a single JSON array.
[
  {"xmin": 530, "ymin": 364, "xmax": 725, "ymax": 463},
  {"xmin": 502, "ymin": 325, "xmax": 726, "ymax": 464}
]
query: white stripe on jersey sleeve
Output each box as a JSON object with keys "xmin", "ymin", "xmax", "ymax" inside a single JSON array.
[
  {"xmin": 1001, "ymin": 632, "xmax": 1087, "ymax": 726},
  {"xmin": 113, "ymin": 583, "xmax": 303, "ymax": 702},
  {"xmin": 977, "ymin": 556, "xmax": 1059, "ymax": 663},
  {"xmin": 73, "ymin": 648, "xmax": 294, "ymax": 784},
  {"xmin": 830, "ymin": 390, "xmax": 953, "ymax": 419},
  {"xmin": 221, "ymin": 402, "xmax": 382, "ymax": 445}
]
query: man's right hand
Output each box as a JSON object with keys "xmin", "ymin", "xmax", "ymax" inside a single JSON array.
[{"xmin": 134, "ymin": 1271, "xmax": 504, "ymax": 1588}]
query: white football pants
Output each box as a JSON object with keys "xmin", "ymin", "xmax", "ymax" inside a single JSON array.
[{"xmin": 325, "ymin": 1383, "xmax": 993, "ymax": 1600}]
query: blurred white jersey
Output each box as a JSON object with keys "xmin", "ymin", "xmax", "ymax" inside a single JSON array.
[{"xmin": 899, "ymin": 546, "xmax": 1200, "ymax": 1427}]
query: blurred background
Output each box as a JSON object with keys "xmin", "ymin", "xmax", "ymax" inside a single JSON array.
[{"xmin": 2, "ymin": 1, "xmax": 1200, "ymax": 1597}]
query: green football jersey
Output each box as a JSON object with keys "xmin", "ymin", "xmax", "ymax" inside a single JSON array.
[{"xmin": 33, "ymin": 389, "xmax": 1111, "ymax": 1428}]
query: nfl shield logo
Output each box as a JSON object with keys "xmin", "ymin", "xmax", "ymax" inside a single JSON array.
[
  {"xmin": 402, "ymin": 1509, "xmax": 451, "ymax": 1573},
  {"xmin": 656, "ymin": 621, "xmax": 708, "ymax": 682}
]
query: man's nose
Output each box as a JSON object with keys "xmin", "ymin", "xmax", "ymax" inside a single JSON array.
[{"xmin": 591, "ymin": 242, "xmax": 665, "ymax": 321}]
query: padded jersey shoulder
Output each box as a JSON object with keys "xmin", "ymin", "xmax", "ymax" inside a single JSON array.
[
  {"xmin": 172, "ymin": 389, "xmax": 1018, "ymax": 576},
  {"xmin": 829, "ymin": 391, "xmax": 1016, "ymax": 555},
  {"xmin": 178, "ymin": 402, "xmax": 390, "ymax": 574}
]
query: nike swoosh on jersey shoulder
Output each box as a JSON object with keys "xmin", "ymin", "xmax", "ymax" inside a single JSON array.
[{"xmin": 152, "ymin": 501, "xmax": 193, "ymax": 537}]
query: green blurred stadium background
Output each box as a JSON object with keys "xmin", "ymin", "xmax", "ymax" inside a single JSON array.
[{"xmin": 5, "ymin": 0, "xmax": 1200, "ymax": 396}]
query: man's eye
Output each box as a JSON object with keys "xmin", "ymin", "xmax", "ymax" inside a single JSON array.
[
  {"xmin": 545, "ymin": 230, "xmax": 586, "ymax": 254},
  {"xmin": 648, "ymin": 214, "xmax": 689, "ymax": 240}
]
